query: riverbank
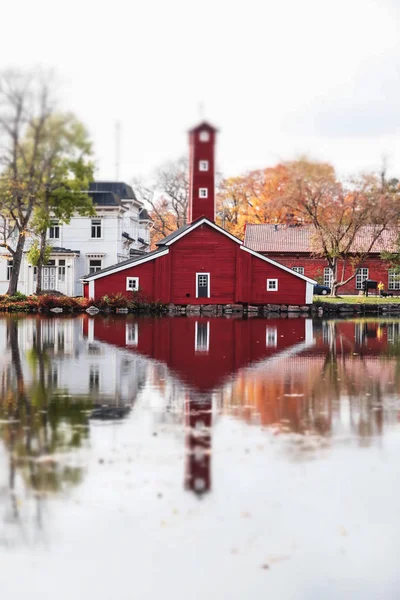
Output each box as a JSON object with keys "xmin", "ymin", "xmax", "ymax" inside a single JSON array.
[{"xmin": 2, "ymin": 292, "xmax": 400, "ymax": 316}]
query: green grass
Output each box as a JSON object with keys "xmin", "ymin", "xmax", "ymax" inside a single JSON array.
[{"xmin": 313, "ymin": 295, "xmax": 400, "ymax": 304}]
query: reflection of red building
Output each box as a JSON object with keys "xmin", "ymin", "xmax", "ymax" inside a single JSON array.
[
  {"xmin": 84, "ymin": 315, "xmax": 311, "ymax": 495},
  {"xmin": 84, "ymin": 316, "xmax": 310, "ymax": 393}
]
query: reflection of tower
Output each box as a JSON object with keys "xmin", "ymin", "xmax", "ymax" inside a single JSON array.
[{"xmin": 184, "ymin": 391, "xmax": 212, "ymax": 496}]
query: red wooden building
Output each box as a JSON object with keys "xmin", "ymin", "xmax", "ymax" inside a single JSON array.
[
  {"xmin": 244, "ymin": 224, "xmax": 399, "ymax": 294},
  {"xmin": 82, "ymin": 122, "xmax": 315, "ymax": 305}
]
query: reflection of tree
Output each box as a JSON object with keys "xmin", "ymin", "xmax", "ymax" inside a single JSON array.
[
  {"xmin": 221, "ymin": 320, "xmax": 400, "ymax": 445},
  {"xmin": 0, "ymin": 317, "xmax": 90, "ymax": 545}
]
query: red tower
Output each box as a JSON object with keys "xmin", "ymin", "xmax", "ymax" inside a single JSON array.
[{"xmin": 188, "ymin": 121, "xmax": 217, "ymax": 223}]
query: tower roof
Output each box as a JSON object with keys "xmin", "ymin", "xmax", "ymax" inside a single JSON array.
[{"xmin": 188, "ymin": 120, "xmax": 219, "ymax": 133}]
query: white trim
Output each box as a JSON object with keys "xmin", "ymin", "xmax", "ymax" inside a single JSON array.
[
  {"xmin": 126, "ymin": 323, "xmax": 138, "ymax": 347},
  {"xmin": 305, "ymin": 319, "xmax": 314, "ymax": 345},
  {"xmin": 306, "ymin": 282, "xmax": 314, "ymax": 304},
  {"xmin": 89, "ymin": 280, "xmax": 94, "ymax": 298},
  {"xmin": 195, "ymin": 321, "xmax": 210, "ymax": 352},
  {"xmin": 266, "ymin": 327, "xmax": 278, "ymax": 347},
  {"xmin": 267, "ymin": 278, "xmax": 278, "ymax": 291},
  {"xmin": 81, "ymin": 249, "xmax": 169, "ymax": 281},
  {"xmin": 240, "ymin": 245, "xmax": 316, "ymax": 284},
  {"xmin": 199, "ymin": 188, "xmax": 208, "ymax": 198},
  {"xmin": 164, "ymin": 218, "xmax": 242, "ymax": 247},
  {"xmin": 196, "ymin": 272, "xmax": 210, "ymax": 298},
  {"xmin": 199, "ymin": 160, "xmax": 209, "ymax": 171},
  {"xmin": 126, "ymin": 276, "xmax": 139, "ymax": 291}
]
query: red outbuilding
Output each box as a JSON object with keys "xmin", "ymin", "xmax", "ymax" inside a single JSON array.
[{"xmin": 82, "ymin": 122, "xmax": 315, "ymax": 305}]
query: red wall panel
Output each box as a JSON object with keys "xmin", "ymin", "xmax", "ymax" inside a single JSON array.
[
  {"xmin": 169, "ymin": 224, "xmax": 237, "ymax": 304},
  {"xmin": 265, "ymin": 253, "xmax": 393, "ymax": 294}
]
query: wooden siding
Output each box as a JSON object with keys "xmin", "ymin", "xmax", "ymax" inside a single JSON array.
[
  {"xmin": 188, "ymin": 128, "xmax": 216, "ymax": 223},
  {"xmin": 264, "ymin": 253, "xmax": 393, "ymax": 294},
  {"xmin": 88, "ymin": 224, "xmax": 309, "ymax": 305},
  {"xmin": 247, "ymin": 251, "xmax": 308, "ymax": 304},
  {"xmin": 170, "ymin": 224, "xmax": 236, "ymax": 304}
]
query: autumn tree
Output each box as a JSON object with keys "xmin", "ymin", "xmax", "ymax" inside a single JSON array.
[
  {"xmin": 134, "ymin": 157, "xmax": 189, "ymax": 247},
  {"xmin": 273, "ymin": 161, "xmax": 400, "ymax": 296},
  {"xmin": 216, "ymin": 159, "xmax": 334, "ymax": 238},
  {"xmin": 27, "ymin": 114, "xmax": 94, "ymax": 294},
  {"xmin": 0, "ymin": 70, "xmax": 94, "ymax": 295}
]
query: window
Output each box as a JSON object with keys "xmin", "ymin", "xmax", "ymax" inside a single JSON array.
[
  {"xmin": 126, "ymin": 323, "xmax": 138, "ymax": 346},
  {"xmin": 292, "ymin": 266, "xmax": 304, "ymax": 275},
  {"xmin": 89, "ymin": 366, "xmax": 100, "ymax": 391},
  {"xmin": 324, "ymin": 267, "xmax": 333, "ymax": 288},
  {"xmin": 126, "ymin": 277, "xmax": 139, "ymax": 291},
  {"xmin": 58, "ymin": 259, "xmax": 66, "ymax": 282},
  {"xmin": 89, "ymin": 259, "xmax": 102, "ymax": 274},
  {"xmin": 199, "ymin": 130, "xmax": 210, "ymax": 142},
  {"xmin": 195, "ymin": 322, "xmax": 210, "ymax": 353},
  {"xmin": 49, "ymin": 220, "xmax": 60, "ymax": 239},
  {"xmin": 267, "ymin": 279, "xmax": 278, "ymax": 291},
  {"xmin": 266, "ymin": 327, "xmax": 277, "ymax": 348},
  {"xmin": 199, "ymin": 188, "xmax": 208, "ymax": 198},
  {"xmin": 6, "ymin": 259, "xmax": 13, "ymax": 281},
  {"xmin": 91, "ymin": 219, "xmax": 102, "ymax": 238},
  {"xmin": 388, "ymin": 269, "xmax": 400, "ymax": 290},
  {"xmin": 199, "ymin": 160, "xmax": 209, "ymax": 171},
  {"xmin": 356, "ymin": 267, "xmax": 369, "ymax": 290}
]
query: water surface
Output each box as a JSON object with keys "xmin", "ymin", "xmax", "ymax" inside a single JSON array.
[{"xmin": 0, "ymin": 314, "xmax": 399, "ymax": 599}]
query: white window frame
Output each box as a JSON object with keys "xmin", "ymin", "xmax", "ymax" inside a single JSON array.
[
  {"xmin": 292, "ymin": 266, "xmax": 304, "ymax": 275},
  {"xmin": 126, "ymin": 276, "xmax": 139, "ymax": 292},
  {"xmin": 195, "ymin": 321, "xmax": 210, "ymax": 353},
  {"xmin": 324, "ymin": 267, "xmax": 333, "ymax": 288},
  {"xmin": 91, "ymin": 218, "xmax": 102, "ymax": 239},
  {"xmin": 49, "ymin": 220, "xmax": 60, "ymax": 239},
  {"xmin": 126, "ymin": 323, "xmax": 138, "ymax": 346},
  {"xmin": 267, "ymin": 278, "xmax": 278, "ymax": 291},
  {"xmin": 266, "ymin": 327, "xmax": 278, "ymax": 348},
  {"xmin": 199, "ymin": 188, "xmax": 208, "ymax": 198},
  {"xmin": 58, "ymin": 259, "xmax": 66, "ymax": 282},
  {"xmin": 199, "ymin": 130, "xmax": 210, "ymax": 142},
  {"xmin": 388, "ymin": 269, "xmax": 400, "ymax": 290},
  {"xmin": 196, "ymin": 272, "xmax": 210, "ymax": 298},
  {"xmin": 356, "ymin": 268, "xmax": 369, "ymax": 290},
  {"xmin": 199, "ymin": 160, "xmax": 209, "ymax": 171},
  {"xmin": 89, "ymin": 258, "xmax": 102, "ymax": 274}
]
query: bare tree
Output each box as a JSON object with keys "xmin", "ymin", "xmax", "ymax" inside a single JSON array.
[
  {"xmin": 0, "ymin": 70, "xmax": 56, "ymax": 294},
  {"xmin": 134, "ymin": 157, "xmax": 189, "ymax": 247}
]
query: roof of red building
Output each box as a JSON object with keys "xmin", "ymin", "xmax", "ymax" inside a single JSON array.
[{"xmin": 244, "ymin": 224, "xmax": 399, "ymax": 254}]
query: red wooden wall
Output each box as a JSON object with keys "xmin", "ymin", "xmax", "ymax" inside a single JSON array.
[
  {"xmin": 265, "ymin": 253, "xmax": 393, "ymax": 294},
  {"xmin": 89, "ymin": 223, "xmax": 309, "ymax": 305},
  {"xmin": 188, "ymin": 124, "xmax": 216, "ymax": 223}
]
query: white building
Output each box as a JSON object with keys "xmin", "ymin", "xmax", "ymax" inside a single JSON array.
[{"xmin": 0, "ymin": 181, "xmax": 152, "ymax": 296}]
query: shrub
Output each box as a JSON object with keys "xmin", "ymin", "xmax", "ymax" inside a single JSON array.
[{"xmin": 98, "ymin": 293, "xmax": 129, "ymax": 309}]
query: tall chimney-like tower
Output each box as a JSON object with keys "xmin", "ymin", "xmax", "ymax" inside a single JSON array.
[{"xmin": 188, "ymin": 121, "xmax": 217, "ymax": 223}]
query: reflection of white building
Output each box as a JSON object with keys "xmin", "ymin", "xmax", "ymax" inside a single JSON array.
[
  {"xmin": 0, "ymin": 317, "xmax": 149, "ymax": 407},
  {"xmin": 0, "ymin": 182, "xmax": 152, "ymax": 296}
]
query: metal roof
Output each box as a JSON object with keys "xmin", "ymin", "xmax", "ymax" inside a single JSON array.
[
  {"xmin": 89, "ymin": 181, "xmax": 137, "ymax": 200},
  {"xmin": 81, "ymin": 247, "xmax": 168, "ymax": 280}
]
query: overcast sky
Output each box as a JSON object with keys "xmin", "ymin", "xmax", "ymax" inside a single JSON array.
[{"xmin": 2, "ymin": 0, "xmax": 400, "ymax": 182}]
